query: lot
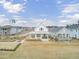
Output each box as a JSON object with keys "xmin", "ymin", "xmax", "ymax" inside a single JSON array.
[{"xmin": 0, "ymin": 41, "xmax": 79, "ymax": 59}]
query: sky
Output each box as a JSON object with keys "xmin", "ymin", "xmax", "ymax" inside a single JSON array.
[{"xmin": 0, "ymin": 0, "xmax": 79, "ymax": 27}]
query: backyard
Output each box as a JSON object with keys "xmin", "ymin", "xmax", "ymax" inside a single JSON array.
[{"xmin": 0, "ymin": 41, "xmax": 79, "ymax": 59}]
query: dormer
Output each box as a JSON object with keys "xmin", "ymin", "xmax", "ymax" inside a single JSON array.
[{"xmin": 35, "ymin": 26, "xmax": 48, "ymax": 32}]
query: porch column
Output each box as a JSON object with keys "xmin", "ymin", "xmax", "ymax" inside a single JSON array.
[
  {"xmin": 39, "ymin": 34, "xmax": 42, "ymax": 39},
  {"xmin": 35, "ymin": 34, "xmax": 36, "ymax": 39}
]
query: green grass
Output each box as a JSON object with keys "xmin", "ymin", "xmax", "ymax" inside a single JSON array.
[{"xmin": 0, "ymin": 41, "xmax": 79, "ymax": 59}]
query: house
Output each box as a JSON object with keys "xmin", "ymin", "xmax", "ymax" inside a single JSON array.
[
  {"xmin": 55, "ymin": 27, "xmax": 74, "ymax": 40},
  {"xmin": 47, "ymin": 25, "xmax": 79, "ymax": 41},
  {"xmin": 28, "ymin": 25, "xmax": 50, "ymax": 41},
  {"xmin": 66, "ymin": 23, "xmax": 79, "ymax": 39},
  {"xmin": 0, "ymin": 25, "xmax": 25, "ymax": 36},
  {"xmin": 69, "ymin": 29, "xmax": 79, "ymax": 39}
]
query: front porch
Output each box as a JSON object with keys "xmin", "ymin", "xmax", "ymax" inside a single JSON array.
[{"xmin": 28, "ymin": 31, "xmax": 50, "ymax": 41}]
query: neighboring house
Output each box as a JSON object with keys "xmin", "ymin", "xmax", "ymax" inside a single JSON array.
[
  {"xmin": 0, "ymin": 25, "xmax": 25, "ymax": 35},
  {"xmin": 1, "ymin": 25, "xmax": 11, "ymax": 35},
  {"xmin": 55, "ymin": 27, "xmax": 74, "ymax": 40},
  {"xmin": 66, "ymin": 23, "xmax": 79, "ymax": 39},
  {"xmin": 47, "ymin": 25, "xmax": 79, "ymax": 41},
  {"xmin": 70, "ymin": 29, "xmax": 79, "ymax": 39}
]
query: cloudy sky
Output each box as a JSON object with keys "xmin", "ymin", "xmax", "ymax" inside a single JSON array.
[{"xmin": 0, "ymin": 0, "xmax": 79, "ymax": 27}]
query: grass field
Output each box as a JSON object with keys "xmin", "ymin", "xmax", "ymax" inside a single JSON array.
[{"xmin": 1, "ymin": 41, "xmax": 79, "ymax": 59}]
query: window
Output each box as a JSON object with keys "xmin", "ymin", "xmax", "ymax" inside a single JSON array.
[
  {"xmin": 58, "ymin": 34, "xmax": 63, "ymax": 38},
  {"xmin": 40, "ymin": 28, "xmax": 43, "ymax": 31},
  {"xmin": 66, "ymin": 34, "xmax": 69, "ymax": 38},
  {"xmin": 58, "ymin": 34, "xmax": 61, "ymax": 37},
  {"xmin": 3, "ymin": 28, "xmax": 7, "ymax": 30},
  {"xmin": 37, "ymin": 34, "xmax": 40, "ymax": 37}
]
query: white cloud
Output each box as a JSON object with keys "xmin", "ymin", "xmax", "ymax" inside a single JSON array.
[
  {"xmin": 0, "ymin": 14, "xmax": 9, "ymax": 26},
  {"xmin": 58, "ymin": 13, "xmax": 79, "ymax": 26},
  {"xmin": 57, "ymin": 3, "xmax": 79, "ymax": 26},
  {"xmin": 8, "ymin": 16, "xmax": 28, "ymax": 26},
  {"xmin": 0, "ymin": 15, "xmax": 28, "ymax": 26},
  {"xmin": 14, "ymin": 20, "xmax": 31, "ymax": 27},
  {"xmin": 62, "ymin": 3, "xmax": 79, "ymax": 14},
  {"xmin": 0, "ymin": 0, "xmax": 6, "ymax": 4},
  {"xmin": 30, "ymin": 18, "xmax": 53, "ymax": 27},
  {"xmin": 0, "ymin": 0, "xmax": 25, "ymax": 13},
  {"xmin": 3, "ymin": 2, "xmax": 24, "ymax": 13},
  {"xmin": 9, "ymin": 17, "xmax": 54, "ymax": 27},
  {"xmin": 60, "ymin": 20, "xmax": 67, "ymax": 23},
  {"xmin": 0, "ymin": 15, "xmax": 54, "ymax": 27}
]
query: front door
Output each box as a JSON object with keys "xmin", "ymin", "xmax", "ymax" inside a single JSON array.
[{"xmin": 41, "ymin": 34, "xmax": 48, "ymax": 41}]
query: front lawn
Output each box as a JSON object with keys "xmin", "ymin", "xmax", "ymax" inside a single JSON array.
[{"xmin": 0, "ymin": 41, "xmax": 79, "ymax": 59}]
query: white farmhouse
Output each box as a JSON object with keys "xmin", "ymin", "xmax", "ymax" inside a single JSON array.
[{"xmin": 28, "ymin": 25, "xmax": 50, "ymax": 41}]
